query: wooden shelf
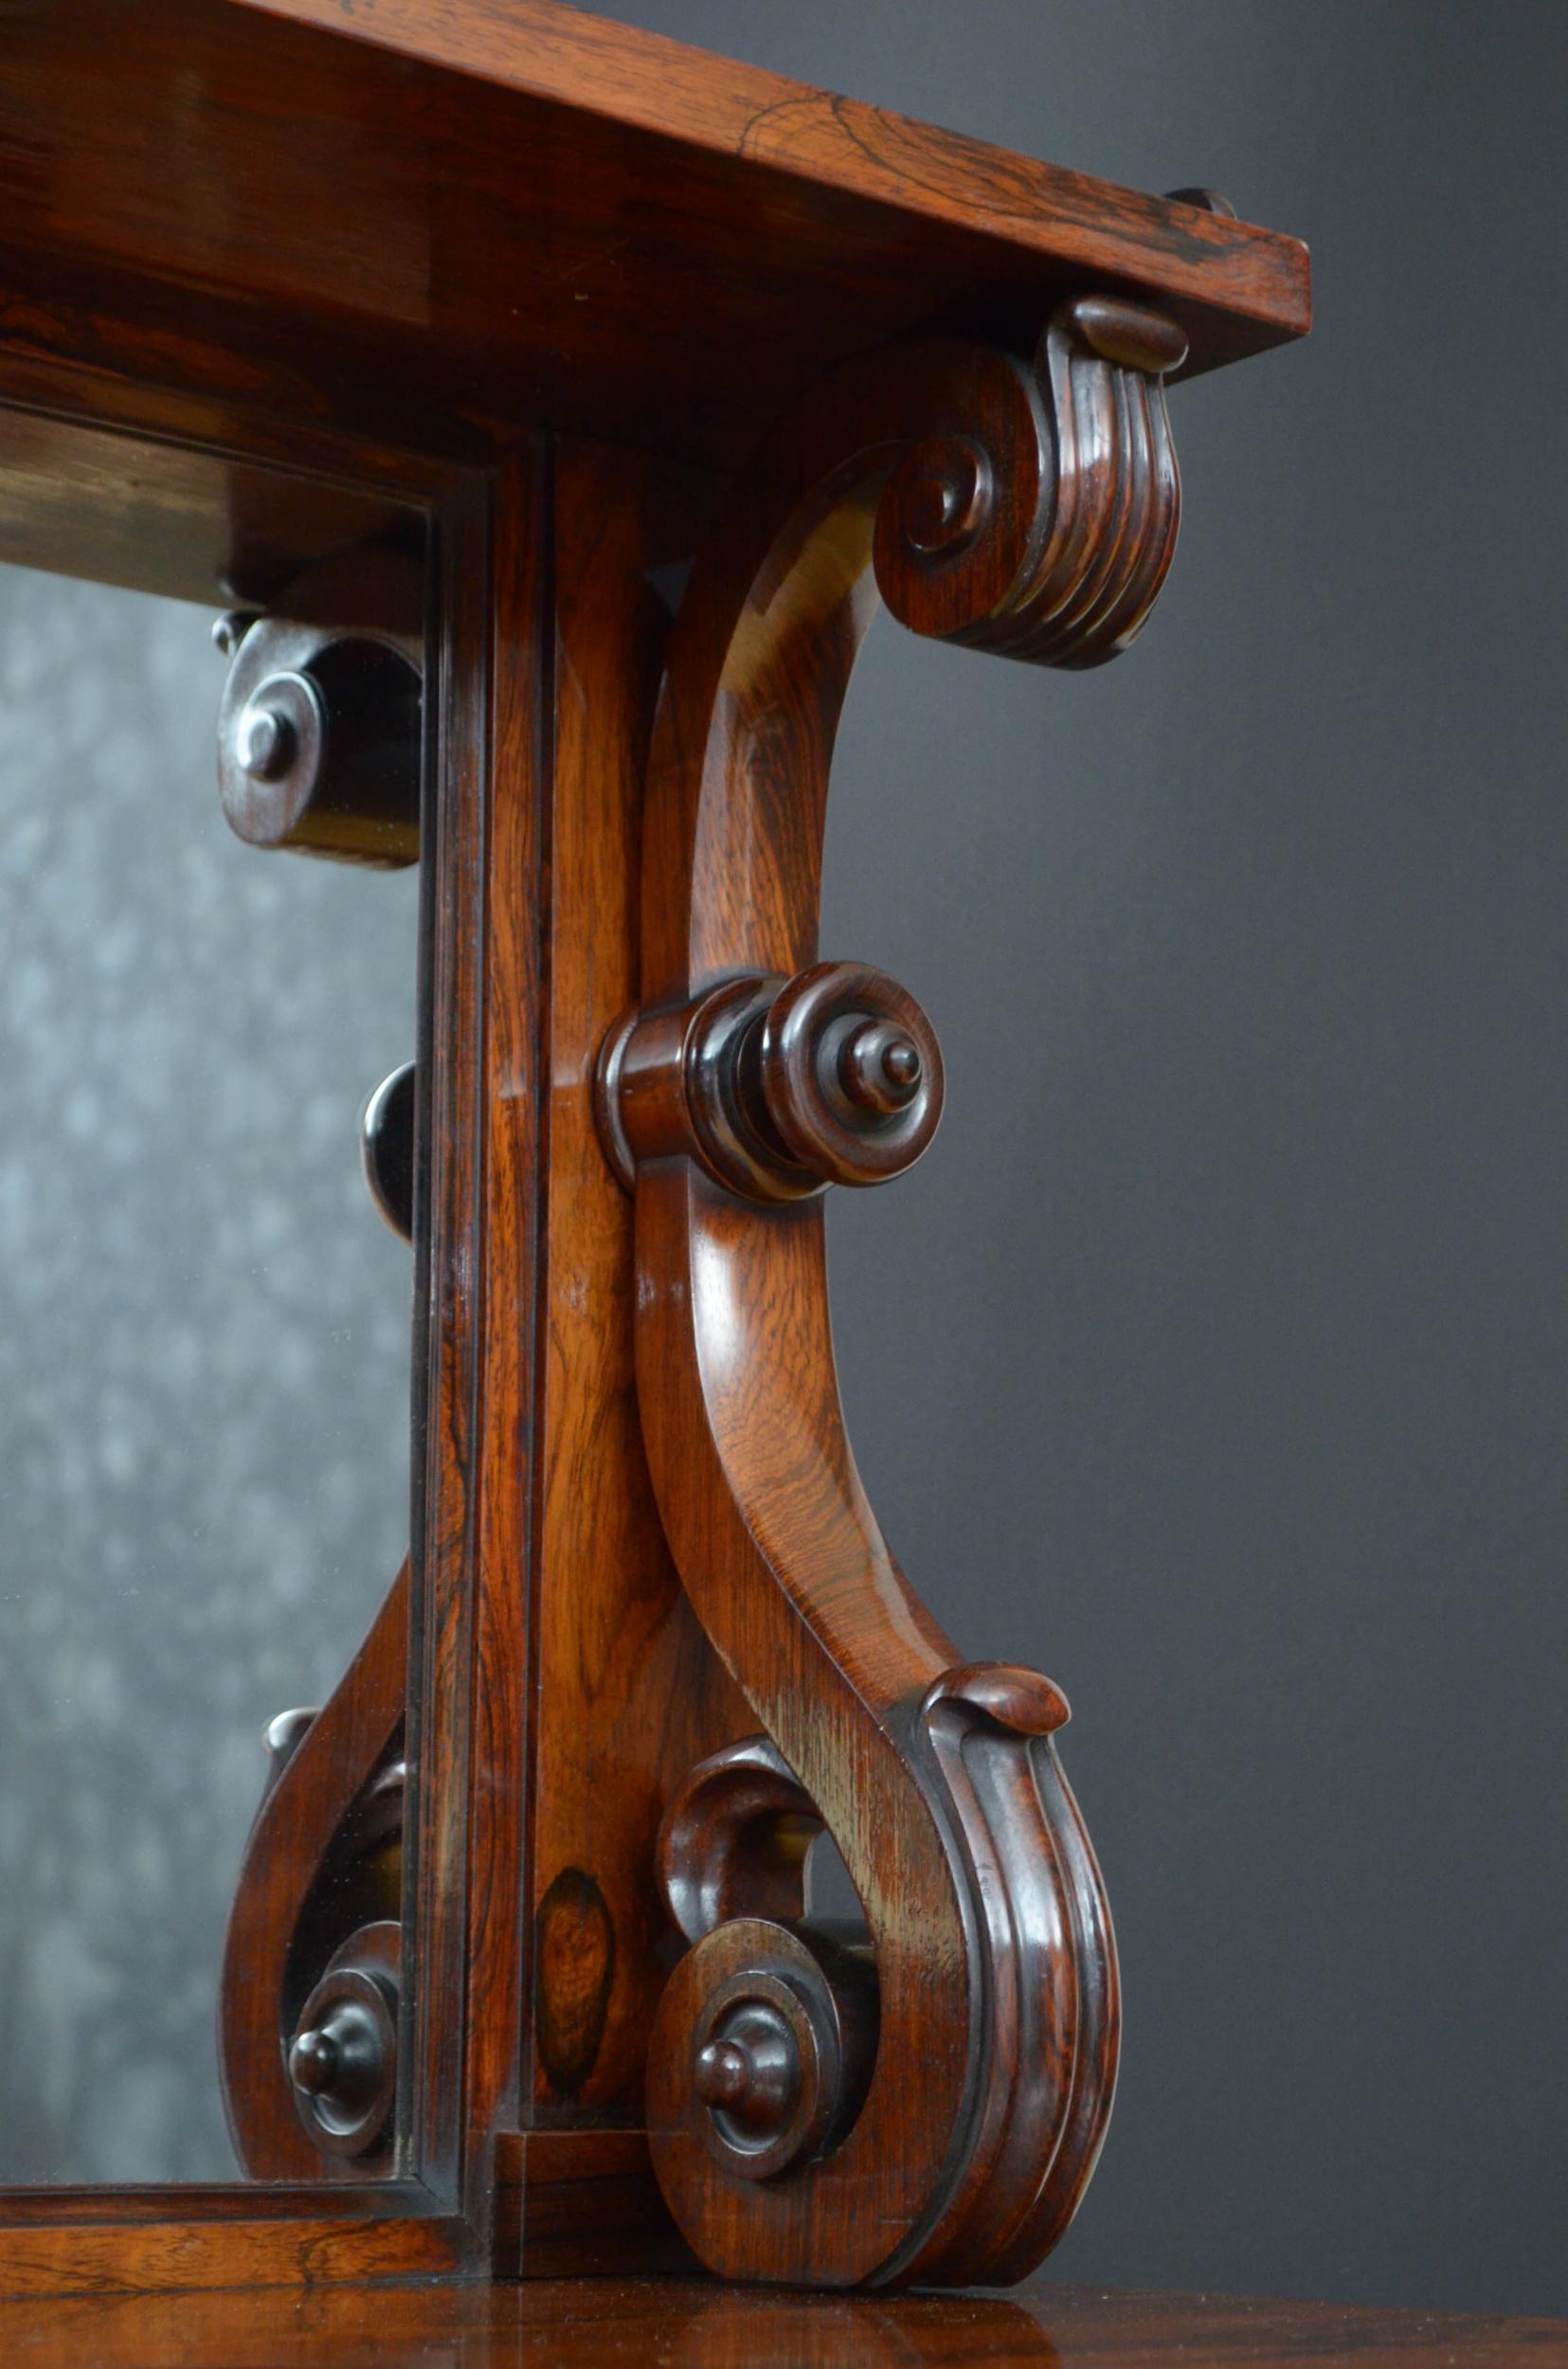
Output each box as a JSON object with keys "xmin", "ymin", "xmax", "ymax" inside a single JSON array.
[{"xmin": 0, "ymin": 0, "xmax": 1308, "ymax": 484}]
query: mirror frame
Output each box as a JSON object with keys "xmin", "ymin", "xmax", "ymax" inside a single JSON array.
[{"xmin": 0, "ymin": 404, "xmax": 535, "ymax": 2292}]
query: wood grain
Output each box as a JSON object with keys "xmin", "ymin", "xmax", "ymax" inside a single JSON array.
[
  {"xmin": 0, "ymin": 0, "xmax": 1313, "ymax": 2294},
  {"xmin": 0, "ymin": 401, "xmax": 428, "ymax": 608},
  {"xmin": 243, "ymin": 0, "xmax": 1311, "ymax": 368},
  {"xmin": 405, "ymin": 468, "xmax": 490, "ymax": 2223},
  {"xmin": 0, "ymin": 2209, "xmax": 460, "ymax": 2305},
  {"xmin": 522, "ymin": 438, "xmax": 748, "ymax": 2127},
  {"xmin": 619, "ymin": 317, "xmax": 1203, "ymax": 2284},
  {"xmin": 0, "ymin": 2278, "xmax": 1558, "ymax": 2366},
  {"xmin": 405, "ymin": 453, "xmax": 548, "ymax": 2239},
  {"xmin": 219, "ymin": 1566, "xmax": 408, "ymax": 2180},
  {"xmin": 491, "ymin": 2130, "xmax": 693, "ymax": 2278},
  {"xmin": 0, "ymin": 0, "xmax": 1308, "ymax": 482}
]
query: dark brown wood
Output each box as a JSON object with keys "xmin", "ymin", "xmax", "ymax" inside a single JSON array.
[
  {"xmin": 0, "ymin": 0, "xmax": 1315, "ymax": 2302},
  {"xmin": 599, "ymin": 300, "xmax": 1199, "ymax": 2287},
  {"xmin": 404, "ymin": 451, "xmax": 544, "ymax": 2239},
  {"xmin": 0, "ymin": 403, "xmax": 432, "ymax": 609},
  {"xmin": 214, "ymin": 548, "xmax": 424, "ymax": 869},
  {"xmin": 0, "ymin": 2209, "xmax": 461, "ymax": 2303},
  {"xmin": 491, "ymin": 2131, "xmax": 694, "ymax": 2279},
  {"xmin": 285, "ymin": 1920, "xmax": 403, "ymax": 2162},
  {"xmin": 597, "ymin": 961, "xmax": 946, "ymax": 1202},
  {"xmin": 0, "ymin": 2278, "xmax": 1560, "ymax": 2367},
  {"xmin": 0, "ymin": 0, "xmax": 1308, "ymax": 494},
  {"xmin": 520, "ymin": 434, "xmax": 748, "ymax": 2144},
  {"xmin": 219, "ymin": 1566, "xmax": 407, "ymax": 2179}
]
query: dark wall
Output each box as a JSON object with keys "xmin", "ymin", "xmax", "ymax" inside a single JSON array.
[{"xmin": 600, "ymin": 0, "xmax": 1566, "ymax": 2317}]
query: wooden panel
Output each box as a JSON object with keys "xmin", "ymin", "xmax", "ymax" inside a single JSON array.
[
  {"xmin": 0, "ymin": 2211, "xmax": 460, "ymax": 2304},
  {"xmin": 490, "ymin": 2130, "xmax": 692, "ymax": 2278},
  {"xmin": 463, "ymin": 443, "xmax": 549, "ymax": 2192},
  {"xmin": 0, "ymin": 0, "xmax": 1309, "ymax": 478},
  {"xmin": 523, "ymin": 437, "xmax": 747, "ymax": 2119},
  {"xmin": 407, "ymin": 454, "xmax": 546, "ymax": 2232}
]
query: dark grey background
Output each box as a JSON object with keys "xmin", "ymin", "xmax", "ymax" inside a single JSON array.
[
  {"xmin": 598, "ymin": 0, "xmax": 1562, "ymax": 2321},
  {"xmin": 0, "ymin": 0, "xmax": 1560, "ymax": 2314}
]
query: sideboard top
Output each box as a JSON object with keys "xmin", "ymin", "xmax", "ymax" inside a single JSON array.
[
  {"xmin": 0, "ymin": 0, "xmax": 1308, "ymax": 484},
  {"xmin": 243, "ymin": 0, "xmax": 1311, "ymax": 363}
]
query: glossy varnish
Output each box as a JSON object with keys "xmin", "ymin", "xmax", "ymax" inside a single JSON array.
[
  {"xmin": 0, "ymin": 2278, "xmax": 1561, "ymax": 2368},
  {"xmin": 0, "ymin": 0, "xmax": 1315, "ymax": 2306},
  {"xmin": 0, "ymin": 0, "xmax": 1307, "ymax": 485}
]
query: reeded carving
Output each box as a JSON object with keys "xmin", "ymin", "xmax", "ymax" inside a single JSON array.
[
  {"xmin": 619, "ymin": 299, "xmax": 1185, "ymax": 2285},
  {"xmin": 874, "ymin": 297, "xmax": 1184, "ymax": 670}
]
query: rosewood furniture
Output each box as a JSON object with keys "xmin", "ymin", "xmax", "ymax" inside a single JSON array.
[
  {"xmin": 0, "ymin": 0, "xmax": 1312, "ymax": 2305},
  {"xmin": 4, "ymin": 2275, "xmax": 1566, "ymax": 2369}
]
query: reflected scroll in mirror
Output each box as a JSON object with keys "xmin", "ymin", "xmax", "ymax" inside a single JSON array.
[{"xmin": 0, "ymin": 553, "xmax": 422, "ymax": 2183}]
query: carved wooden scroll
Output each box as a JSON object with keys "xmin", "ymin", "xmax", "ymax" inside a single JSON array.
[
  {"xmin": 212, "ymin": 551, "xmax": 422, "ymax": 2179},
  {"xmin": 219, "ymin": 1564, "xmax": 406, "ymax": 2177},
  {"xmin": 595, "ymin": 298, "xmax": 1185, "ymax": 2286}
]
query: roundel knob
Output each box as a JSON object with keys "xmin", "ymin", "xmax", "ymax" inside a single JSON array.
[{"xmin": 284, "ymin": 1921, "xmax": 400, "ymax": 2161}]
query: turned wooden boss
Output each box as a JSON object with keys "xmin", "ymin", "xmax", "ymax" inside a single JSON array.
[
  {"xmin": 215, "ymin": 548, "xmax": 423, "ymax": 870},
  {"xmin": 596, "ymin": 960, "xmax": 944, "ymax": 1203}
]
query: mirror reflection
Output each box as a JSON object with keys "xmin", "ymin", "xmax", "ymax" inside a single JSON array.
[{"xmin": 0, "ymin": 561, "xmax": 418, "ymax": 2181}]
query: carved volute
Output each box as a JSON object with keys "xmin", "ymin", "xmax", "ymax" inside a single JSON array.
[{"xmin": 596, "ymin": 296, "xmax": 1187, "ymax": 2286}]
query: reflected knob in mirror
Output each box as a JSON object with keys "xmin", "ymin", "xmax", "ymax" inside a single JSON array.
[
  {"xmin": 285, "ymin": 1920, "xmax": 400, "ymax": 2161},
  {"xmin": 214, "ymin": 548, "xmax": 424, "ymax": 869},
  {"xmin": 361, "ymin": 1061, "xmax": 416, "ymax": 1243}
]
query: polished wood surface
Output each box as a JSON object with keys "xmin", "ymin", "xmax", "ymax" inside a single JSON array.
[
  {"xmin": 0, "ymin": 2277, "xmax": 1560, "ymax": 2367},
  {"xmin": 406, "ymin": 453, "xmax": 543, "ymax": 2232},
  {"xmin": 492, "ymin": 2130, "xmax": 692, "ymax": 2280},
  {"xmin": 0, "ymin": 2207, "xmax": 461, "ymax": 2303},
  {"xmin": 0, "ymin": 0, "xmax": 1308, "ymax": 496},
  {"xmin": 602, "ymin": 301, "xmax": 1201, "ymax": 2284},
  {"xmin": 524, "ymin": 436, "xmax": 747, "ymax": 2136},
  {"xmin": 219, "ymin": 1565, "xmax": 408, "ymax": 2179},
  {"xmin": 0, "ymin": 0, "xmax": 1316, "ymax": 2303}
]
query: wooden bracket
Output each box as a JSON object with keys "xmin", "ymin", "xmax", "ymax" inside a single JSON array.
[{"xmin": 591, "ymin": 297, "xmax": 1186, "ymax": 2287}]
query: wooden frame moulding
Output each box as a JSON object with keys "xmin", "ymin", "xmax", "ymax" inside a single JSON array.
[{"xmin": 0, "ymin": 402, "xmax": 502, "ymax": 2293}]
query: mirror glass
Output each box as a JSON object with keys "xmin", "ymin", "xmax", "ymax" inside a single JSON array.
[{"xmin": 0, "ymin": 561, "xmax": 418, "ymax": 2181}]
